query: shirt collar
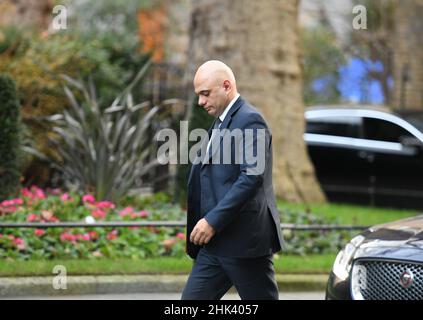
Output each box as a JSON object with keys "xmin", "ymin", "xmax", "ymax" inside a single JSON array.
[{"xmin": 218, "ymin": 93, "xmax": 240, "ymax": 123}]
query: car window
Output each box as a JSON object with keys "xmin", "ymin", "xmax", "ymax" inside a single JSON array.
[
  {"xmin": 306, "ymin": 116, "xmax": 362, "ymax": 138},
  {"xmin": 398, "ymin": 113, "xmax": 423, "ymax": 133},
  {"xmin": 363, "ymin": 118, "xmax": 413, "ymax": 142}
]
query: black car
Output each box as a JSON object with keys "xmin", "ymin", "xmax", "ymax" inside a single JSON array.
[
  {"xmin": 305, "ymin": 106, "xmax": 423, "ymax": 210},
  {"xmin": 326, "ymin": 215, "xmax": 423, "ymax": 300}
]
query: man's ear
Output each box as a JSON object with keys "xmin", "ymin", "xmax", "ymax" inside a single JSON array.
[{"xmin": 223, "ymin": 80, "xmax": 231, "ymax": 91}]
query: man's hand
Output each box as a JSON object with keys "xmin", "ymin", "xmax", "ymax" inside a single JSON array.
[{"xmin": 190, "ymin": 218, "xmax": 216, "ymax": 245}]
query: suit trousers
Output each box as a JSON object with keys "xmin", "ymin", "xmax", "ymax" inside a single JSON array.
[{"xmin": 181, "ymin": 248, "xmax": 279, "ymax": 300}]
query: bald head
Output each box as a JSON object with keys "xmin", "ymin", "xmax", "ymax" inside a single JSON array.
[
  {"xmin": 195, "ymin": 60, "xmax": 236, "ymax": 87},
  {"xmin": 193, "ymin": 60, "xmax": 238, "ymax": 118}
]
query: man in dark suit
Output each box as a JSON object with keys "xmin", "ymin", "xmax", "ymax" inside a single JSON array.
[{"xmin": 182, "ymin": 60, "xmax": 284, "ymax": 300}]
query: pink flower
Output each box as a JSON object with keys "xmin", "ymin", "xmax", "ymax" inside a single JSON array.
[
  {"xmin": 1, "ymin": 198, "xmax": 23, "ymax": 207},
  {"xmin": 75, "ymin": 233, "xmax": 91, "ymax": 241},
  {"xmin": 139, "ymin": 210, "xmax": 149, "ymax": 218},
  {"xmin": 60, "ymin": 193, "xmax": 71, "ymax": 201},
  {"xmin": 0, "ymin": 206, "xmax": 17, "ymax": 213},
  {"xmin": 176, "ymin": 232, "xmax": 185, "ymax": 240},
  {"xmin": 13, "ymin": 237, "xmax": 26, "ymax": 250},
  {"xmin": 13, "ymin": 238, "xmax": 24, "ymax": 245},
  {"xmin": 13, "ymin": 237, "xmax": 24, "ymax": 245},
  {"xmin": 60, "ymin": 232, "xmax": 76, "ymax": 243},
  {"xmin": 59, "ymin": 233, "xmax": 67, "ymax": 242},
  {"xmin": 83, "ymin": 194, "xmax": 96, "ymax": 204},
  {"xmin": 88, "ymin": 231, "xmax": 99, "ymax": 240},
  {"xmin": 0, "ymin": 234, "xmax": 3, "ymax": 238},
  {"xmin": 34, "ymin": 229, "xmax": 46, "ymax": 237},
  {"xmin": 27, "ymin": 214, "xmax": 38, "ymax": 222},
  {"xmin": 107, "ymin": 230, "xmax": 118, "ymax": 240},
  {"xmin": 8, "ymin": 234, "xmax": 14, "ymax": 240},
  {"xmin": 21, "ymin": 186, "xmax": 46, "ymax": 200},
  {"xmin": 125, "ymin": 210, "xmax": 148, "ymax": 219},
  {"xmin": 31, "ymin": 186, "xmax": 46, "ymax": 199},
  {"xmin": 13, "ymin": 198, "xmax": 23, "ymax": 205},
  {"xmin": 1, "ymin": 200, "xmax": 10, "ymax": 206},
  {"xmin": 21, "ymin": 188, "xmax": 33, "ymax": 199},
  {"xmin": 96, "ymin": 201, "xmax": 115, "ymax": 210},
  {"xmin": 118, "ymin": 207, "xmax": 133, "ymax": 217},
  {"xmin": 92, "ymin": 209, "xmax": 106, "ymax": 219}
]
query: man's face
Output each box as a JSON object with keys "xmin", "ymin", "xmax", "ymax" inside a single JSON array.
[{"xmin": 194, "ymin": 76, "xmax": 229, "ymax": 118}]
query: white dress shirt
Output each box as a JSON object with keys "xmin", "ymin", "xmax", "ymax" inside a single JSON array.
[{"xmin": 206, "ymin": 93, "xmax": 240, "ymax": 154}]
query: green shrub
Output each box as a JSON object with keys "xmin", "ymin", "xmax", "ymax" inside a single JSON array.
[
  {"xmin": 0, "ymin": 74, "xmax": 21, "ymax": 200},
  {"xmin": 0, "ymin": 187, "xmax": 186, "ymax": 260},
  {"xmin": 0, "ymin": 27, "xmax": 151, "ymax": 187},
  {"xmin": 280, "ymin": 208, "xmax": 356, "ymax": 255},
  {"xmin": 24, "ymin": 62, "xmax": 166, "ymax": 202}
]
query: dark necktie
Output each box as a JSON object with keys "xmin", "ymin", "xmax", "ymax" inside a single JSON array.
[
  {"xmin": 213, "ymin": 118, "xmax": 222, "ymax": 130},
  {"xmin": 207, "ymin": 118, "xmax": 222, "ymax": 156}
]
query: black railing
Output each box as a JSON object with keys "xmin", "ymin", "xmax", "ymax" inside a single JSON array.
[{"xmin": 0, "ymin": 221, "xmax": 370, "ymax": 231}]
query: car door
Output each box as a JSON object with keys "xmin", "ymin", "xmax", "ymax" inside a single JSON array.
[
  {"xmin": 305, "ymin": 113, "xmax": 372, "ymax": 205},
  {"xmin": 362, "ymin": 117, "xmax": 423, "ymax": 209}
]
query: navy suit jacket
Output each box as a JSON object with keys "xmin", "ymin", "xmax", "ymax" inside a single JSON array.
[{"xmin": 186, "ymin": 96, "xmax": 284, "ymax": 259}]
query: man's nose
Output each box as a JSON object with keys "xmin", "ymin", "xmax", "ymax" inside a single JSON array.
[{"xmin": 198, "ymin": 96, "xmax": 205, "ymax": 106}]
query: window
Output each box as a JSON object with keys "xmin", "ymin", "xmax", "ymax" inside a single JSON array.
[
  {"xmin": 363, "ymin": 118, "xmax": 413, "ymax": 143},
  {"xmin": 306, "ymin": 116, "xmax": 362, "ymax": 138}
]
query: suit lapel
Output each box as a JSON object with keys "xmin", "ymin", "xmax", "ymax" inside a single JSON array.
[
  {"xmin": 187, "ymin": 123, "xmax": 214, "ymax": 185},
  {"xmin": 201, "ymin": 96, "xmax": 244, "ymax": 168}
]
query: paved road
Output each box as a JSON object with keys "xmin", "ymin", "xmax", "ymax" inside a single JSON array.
[{"xmin": 4, "ymin": 291, "xmax": 325, "ymax": 300}]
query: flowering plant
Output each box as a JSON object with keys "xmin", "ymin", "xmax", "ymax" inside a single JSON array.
[{"xmin": 0, "ymin": 186, "xmax": 187, "ymax": 260}]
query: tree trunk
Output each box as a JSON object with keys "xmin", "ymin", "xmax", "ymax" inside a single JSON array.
[
  {"xmin": 187, "ymin": 0, "xmax": 325, "ymax": 203},
  {"xmin": 392, "ymin": 0, "xmax": 423, "ymax": 109},
  {"xmin": 0, "ymin": 0, "xmax": 52, "ymax": 30}
]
